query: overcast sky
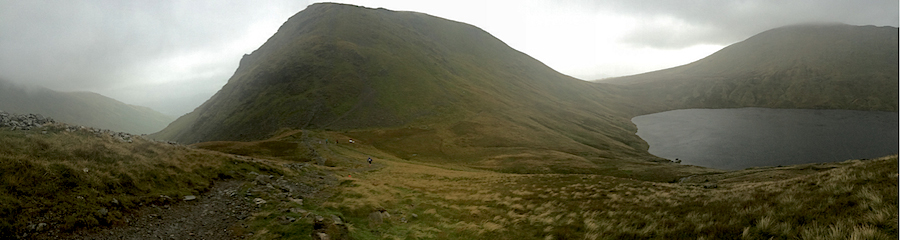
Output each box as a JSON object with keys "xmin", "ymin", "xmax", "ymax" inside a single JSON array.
[{"xmin": 1, "ymin": 0, "xmax": 897, "ymax": 116}]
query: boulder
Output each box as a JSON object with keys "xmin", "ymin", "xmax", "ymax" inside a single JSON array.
[
  {"xmin": 254, "ymin": 174, "xmax": 272, "ymax": 185},
  {"xmin": 312, "ymin": 214, "xmax": 349, "ymax": 240},
  {"xmin": 368, "ymin": 211, "xmax": 383, "ymax": 225},
  {"xmin": 35, "ymin": 223, "xmax": 48, "ymax": 232},
  {"xmin": 97, "ymin": 207, "xmax": 109, "ymax": 216}
]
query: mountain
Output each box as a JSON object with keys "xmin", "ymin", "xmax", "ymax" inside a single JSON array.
[
  {"xmin": 152, "ymin": 3, "xmax": 658, "ymax": 173},
  {"xmin": 601, "ymin": 23, "xmax": 898, "ymax": 113},
  {"xmin": 0, "ymin": 80, "xmax": 174, "ymax": 134},
  {"xmin": 152, "ymin": 5, "xmax": 897, "ymax": 173}
]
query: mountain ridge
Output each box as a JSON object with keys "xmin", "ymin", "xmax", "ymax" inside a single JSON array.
[
  {"xmin": 0, "ymin": 79, "xmax": 174, "ymax": 134},
  {"xmin": 152, "ymin": 4, "xmax": 896, "ymax": 173},
  {"xmin": 601, "ymin": 23, "xmax": 898, "ymax": 114},
  {"xmin": 152, "ymin": 3, "xmax": 653, "ymax": 173}
]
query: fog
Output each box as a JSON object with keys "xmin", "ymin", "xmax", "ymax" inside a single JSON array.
[{"xmin": 1, "ymin": 0, "xmax": 896, "ymax": 116}]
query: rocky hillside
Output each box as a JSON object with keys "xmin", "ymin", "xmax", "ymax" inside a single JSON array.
[
  {"xmin": 602, "ymin": 23, "xmax": 899, "ymax": 114},
  {"xmin": 0, "ymin": 80, "xmax": 174, "ymax": 134}
]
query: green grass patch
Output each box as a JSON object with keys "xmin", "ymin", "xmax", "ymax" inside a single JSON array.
[{"xmin": 0, "ymin": 127, "xmax": 278, "ymax": 238}]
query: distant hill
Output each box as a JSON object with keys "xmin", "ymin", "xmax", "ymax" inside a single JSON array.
[
  {"xmin": 152, "ymin": 3, "xmax": 652, "ymax": 172},
  {"xmin": 0, "ymin": 80, "xmax": 174, "ymax": 134},
  {"xmin": 601, "ymin": 23, "xmax": 898, "ymax": 113}
]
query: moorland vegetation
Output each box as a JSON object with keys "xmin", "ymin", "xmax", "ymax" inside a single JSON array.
[{"xmin": 3, "ymin": 3, "xmax": 897, "ymax": 239}]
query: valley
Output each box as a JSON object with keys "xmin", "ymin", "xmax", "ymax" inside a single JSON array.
[{"xmin": 1, "ymin": 3, "xmax": 897, "ymax": 239}]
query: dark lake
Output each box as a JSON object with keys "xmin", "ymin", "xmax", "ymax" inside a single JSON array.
[{"xmin": 632, "ymin": 108, "xmax": 898, "ymax": 170}]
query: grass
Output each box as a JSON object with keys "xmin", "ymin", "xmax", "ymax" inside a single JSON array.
[
  {"xmin": 0, "ymin": 125, "xmax": 281, "ymax": 238},
  {"xmin": 4, "ymin": 123, "xmax": 896, "ymax": 239},
  {"xmin": 191, "ymin": 129, "xmax": 893, "ymax": 239},
  {"xmin": 303, "ymin": 138, "xmax": 897, "ymax": 239}
]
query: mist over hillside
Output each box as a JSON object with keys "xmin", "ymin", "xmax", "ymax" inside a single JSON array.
[
  {"xmin": 0, "ymin": 79, "xmax": 174, "ymax": 134},
  {"xmin": 602, "ymin": 23, "xmax": 899, "ymax": 114}
]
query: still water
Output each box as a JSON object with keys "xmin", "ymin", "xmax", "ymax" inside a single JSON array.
[{"xmin": 632, "ymin": 108, "xmax": 898, "ymax": 170}]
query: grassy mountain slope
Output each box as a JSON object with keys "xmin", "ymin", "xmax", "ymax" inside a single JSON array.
[
  {"xmin": 602, "ymin": 23, "xmax": 898, "ymax": 114},
  {"xmin": 202, "ymin": 131, "xmax": 897, "ymax": 239},
  {"xmin": 0, "ymin": 80, "xmax": 174, "ymax": 134},
  {"xmin": 152, "ymin": 3, "xmax": 652, "ymax": 172}
]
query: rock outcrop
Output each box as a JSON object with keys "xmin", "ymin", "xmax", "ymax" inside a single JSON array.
[
  {"xmin": 0, "ymin": 111, "xmax": 54, "ymax": 130},
  {"xmin": 0, "ymin": 110, "xmax": 176, "ymax": 144}
]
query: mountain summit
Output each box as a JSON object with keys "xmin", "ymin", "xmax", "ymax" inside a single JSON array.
[{"xmin": 152, "ymin": 3, "xmax": 648, "ymax": 172}]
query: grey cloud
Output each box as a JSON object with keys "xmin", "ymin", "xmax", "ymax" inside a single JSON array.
[
  {"xmin": 582, "ymin": 0, "xmax": 899, "ymax": 48},
  {"xmin": 0, "ymin": 0, "xmax": 307, "ymax": 115},
  {"xmin": 1, "ymin": 0, "xmax": 896, "ymax": 116},
  {"xmin": 0, "ymin": 0, "xmax": 306, "ymax": 89}
]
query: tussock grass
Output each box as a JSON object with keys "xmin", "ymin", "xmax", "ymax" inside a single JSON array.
[
  {"xmin": 0, "ymin": 126, "xmax": 279, "ymax": 238},
  {"xmin": 311, "ymin": 140, "xmax": 897, "ymax": 240}
]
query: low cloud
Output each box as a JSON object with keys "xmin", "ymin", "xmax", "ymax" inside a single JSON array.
[
  {"xmin": 1, "ymin": 0, "xmax": 896, "ymax": 115},
  {"xmin": 596, "ymin": 0, "xmax": 898, "ymax": 49}
]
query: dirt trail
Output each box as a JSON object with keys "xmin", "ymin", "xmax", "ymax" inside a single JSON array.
[
  {"xmin": 57, "ymin": 180, "xmax": 254, "ymax": 240},
  {"xmin": 46, "ymin": 140, "xmax": 377, "ymax": 240}
]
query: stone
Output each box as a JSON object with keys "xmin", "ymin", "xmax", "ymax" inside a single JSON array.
[
  {"xmin": 411, "ymin": 213, "xmax": 418, "ymax": 219},
  {"xmin": 97, "ymin": 207, "xmax": 109, "ymax": 216},
  {"xmin": 314, "ymin": 232, "xmax": 330, "ymax": 240},
  {"xmin": 278, "ymin": 216, "xmax": 296, "ymax": 225},
  {"xmin": 254, "ymin": 198, "xmax": 266, "ymax": 205},
  {"xmin": 35, "ymin": 222, "xmax": 48, "ymax": 232},
  {"xmin": 290, "ymin": 208, "xmax": 307, "ymax": 214},
  {"xmin": 255, "ymin": 175, "xmax": 272, "ymax": 185},
  {"xmin": 331, "ymin": 215, "xmax": 343, "ymax": 225},
  {"xmin": 368, "ymin": 212, "xmax": 383, "ymax": 225},
  {"xmin": 111, "ymin": 198, "xmax": 120, "ymax": 205},
  {"xmin": 184, "ymin": 195, "xmax": 197, "ymax": 201}
]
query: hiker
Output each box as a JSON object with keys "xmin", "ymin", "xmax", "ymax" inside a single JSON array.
[
  {"xmin": 349, "ymin": 139, "xmax": 355, "ymax": 144},
  {"xmin": 367, "ymin": 157, "xmax": 373, "ymax": 166}
]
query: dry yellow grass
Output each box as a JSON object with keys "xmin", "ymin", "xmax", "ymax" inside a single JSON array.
[
  {"xmin": 0, "ymin": 126, "xmax": 283, "ymax": 238},
  {"xmin": 313, "ymin": 138, "xmax": 898, "ymax": 240}
]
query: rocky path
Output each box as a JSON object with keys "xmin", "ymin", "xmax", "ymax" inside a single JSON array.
[
  {"xmin": 58, "ymin": 180, "xmax": 255, "ymax": 240},
  {"xmin": 51, "ymin": 158, "xmax": 342, "ymax": 240}
]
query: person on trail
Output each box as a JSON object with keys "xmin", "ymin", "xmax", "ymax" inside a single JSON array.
[
  {"xmin": 367, "ymin": 157, "xmax": 373, "ymax": 166},
  {"xmin": 349, "ymin": 139, "xmax": 355, "ymax": 144}
]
